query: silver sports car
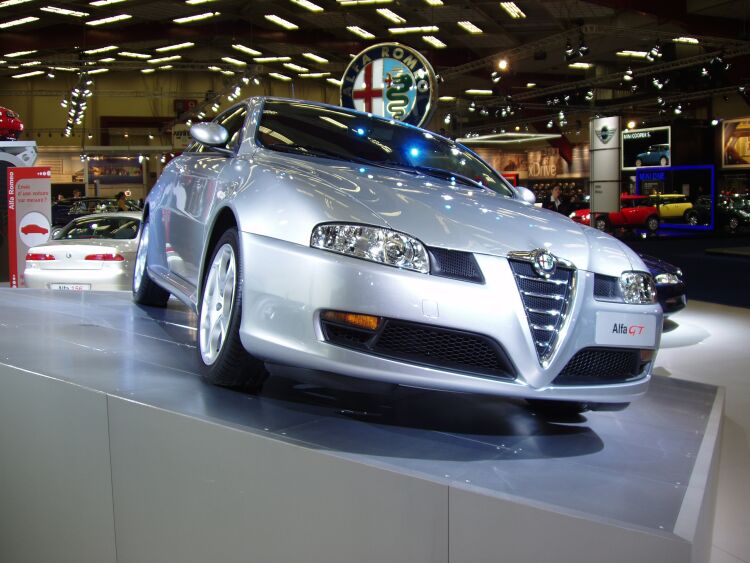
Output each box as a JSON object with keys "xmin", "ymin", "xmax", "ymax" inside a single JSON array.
[
  {"xmin": 133, "ymin": 97, "xmax": 662, "ymax": 412},
  {"xmin": 25, "ymin": 211, "xmax": 141, "ymax": 291}
]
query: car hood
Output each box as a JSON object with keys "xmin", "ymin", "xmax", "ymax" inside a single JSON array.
[{"xmin": 252, "ymin": 152, "xmax": 640, "ymax": 276}]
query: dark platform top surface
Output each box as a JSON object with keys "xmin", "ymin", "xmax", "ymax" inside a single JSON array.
[{"xmin": 0, "ymin": 289, "xmax": 718, "ymax": 532}]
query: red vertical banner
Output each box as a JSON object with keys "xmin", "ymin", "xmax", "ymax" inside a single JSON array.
[
  {"xmin": 7, "ymin": 168, "xmax": 17, "ymax": 287},
  {"xmin": 6, "ymin": 167, "xmax": 52, "ymax": 287}
]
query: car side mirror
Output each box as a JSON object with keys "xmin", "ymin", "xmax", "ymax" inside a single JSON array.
[
  {"xmin": 51, "ymin": 227, "xmax": 62, "ymax": 240},
  {"xmin": 190, "ymin": 123, "xmax": 230, "ymax": 148},
  {"xmin": 516, "ymin": 186, "xmax": 536, "ymax": 205}
]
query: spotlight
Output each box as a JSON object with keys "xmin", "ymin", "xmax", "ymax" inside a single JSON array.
[
  {"xmin": 577, "ymin": 33, "xmax": 589, "ymax": 57},
  {"xmin": 630, "ymin": 84, "xmax": 638, "ymax": 92},
  {"xmin": 468, "ymin": 101, "xmax": 476, "ymax": 112},
  {"xmin": 711, "ymin": 118, "xmax": 720, "ymax": 126},
  {"xmin": 701, "ymin": 67, "xmax": 710, "ymax": 77},
  {"xmin": 547, "ymin": 120, "xmax": 554, "ymax": 128},
  {"xmin": 674, "ymin": 104, "xmax": 683, "ymax": 115},
  {"xmin": 646, "ymin": 41, "xmax": 662, "ymax": 62},
  {"xmin": 652, "ymin": 77, "xmax": 664, "ymax": 90},
  {"xmin": 564, "ymin": 39, "xmax": 576, "ymax": 61},
  {"xmin": 498, "ymin": 58, "xmax": 509, "ymax": 71},
  {"xmin": 627, "ymin": 120, "xmax": 636, "ymax": 129},
  {"xmin": 585, "ymin": 89, "xmax": 594, "ymax": 101},
  {"xmin": 491, "ymin": 71, "xmax": 501, "ymax": 83},
  {"xmin": 657, "ymin": 97, "xmax": 665, "ymax": 106},
  {"xmin": 623, "ymin": 67, "xmax": 633, "ymax": 81},
  {"xmin": 443, "ymin": 113, "xmax": 451, "ymax": 125}
]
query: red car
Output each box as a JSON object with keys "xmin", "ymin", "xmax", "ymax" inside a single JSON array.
[
  {"xmin": 570, "ymin": 194, "xmax": 660, "ymax": 232},
  {"xmin": 21, "ymin": 223, "xmax": 49, "ymax": 235},
  {"xmin": 0, "ymin": 106, "xmax": 24, "ymax": 140}
]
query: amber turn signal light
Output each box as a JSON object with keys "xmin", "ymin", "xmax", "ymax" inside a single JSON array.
[
  {"xmin": 640, "ymin": 349, "xmax": 655, "ymax": 363},
  {"xmin": 321, "ymin": 310, "xmax": 381, "ymax": 331}
]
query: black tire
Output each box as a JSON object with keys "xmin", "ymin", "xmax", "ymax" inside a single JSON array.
[
  {"xmin": 526, "ymin": 399, "xmax": 591, "ymax": 415},
  {"xmin": 728, "ymin": 217, "xmax": 739, "ymax": 231},
  {"xmin": 197, "ymin": 228, "xmax": 268, "ymax": 392},
  {"xmin": 594, "ymin": 215, "xmax": 608, "ymax": 231},
  {"xmin": 132, "ymin": 214, "xmax": 170, "ymax": 307},
  {"xmin": 635, "ymin": 159, "xmax": 642, "ymax": 167},
  {"xmin": 646, "ymin": 215, "xmax": 660, "ymax": 232},
  {"xmin": 660, "ymin": 156, "xmax": 668, "ymax": 166}
]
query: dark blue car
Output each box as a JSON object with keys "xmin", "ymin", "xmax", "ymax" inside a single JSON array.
[
  {"xmin": 639, "ymin": 253, "xmax": 686, "ymax": 316},
  {"xmin": 635, "ymin": 144, "xmax": 670, "ymax": 167}
]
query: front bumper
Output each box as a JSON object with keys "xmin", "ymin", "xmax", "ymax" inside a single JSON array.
[{"xmin": 239, "ymin": 233, "xmax": 662, "ymax": 403}]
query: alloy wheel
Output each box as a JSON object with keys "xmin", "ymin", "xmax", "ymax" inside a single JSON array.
[{"xmin": 199, "ymin": 243, "xmax": 237, "ymax": 365}]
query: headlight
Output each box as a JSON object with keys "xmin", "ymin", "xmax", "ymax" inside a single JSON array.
[
  {"xmin": 311, "ymin": 223, "xmax": 429, "ymax": 273},
  {"xmin": 619, "ymin": 271, "xmax": 657, "ymax": 304},
  {"xmin": 655, "ymin": 273, "xmax": 680, "ymax": 285}
]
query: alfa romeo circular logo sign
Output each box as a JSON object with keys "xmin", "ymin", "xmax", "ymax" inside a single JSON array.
[{"xmin": 340, "ymin": 43, "xmax": 437, "ymax": 127}]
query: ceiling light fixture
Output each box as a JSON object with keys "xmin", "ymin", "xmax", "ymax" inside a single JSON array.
[
  {"xmin": 673, "ymin": 36, "xmax": 698, "ymax": 44},
  {"xmin": 422, "ymin": 36, "xmax": 446, "ymax": 48},
  {"xmin": 283, "ymin": 62, "xmax": 308, "ymax": 72},
  {"xmin": 302, "ymin": 52, "xmax": 328, "ymax": 64},
  {"xmin": 616, "ymin": 50, "xmax": 648, "ymax": 58},
  {"xmin": 253, "ymin": 56, "xmax": 291, "ymax": 63},
  {"xmin": 12, "ymin": 69, "xmax": 44, "ymax": 78},
  {"xmin": 269, "ymin": 72, "xmax": 292, "ymax": 81},
  {"xmin": 338, "ymin": 0, "xmax": 393, "ymax": 5},
  {"xmin": 623, "ymin": 67, "xmax": 634, "ymax": 81},
  {"xmin": 0, "ymin": 15, "xmax": 38, "ymax": 28},
  {"xmin": 156, "ymin": 42, "xmax": 194, "ymax": 52},
  {"xmin": 346, "ymin": 26, "xmax": 375, "ymax": 39},
  {"xmin": 5, "ymin": 49, "xmax": 37, "ymax": 57},
  {"xmin": 326, "ymin": 77, "xmax": 342, "ymax": 86},
  {"xmin": 377, "ymin": 8, "xmax": 405, "ymax": 23},
  {"xmin": 265, "ymin": 14, "xmax": 298, "ymax": 30},
  {"xmin": 232, "ymin": 44, "xmax": 261, "ymax": 56},
  {"xmin": 465, "ymin": 89, "xmax": 493, "ymax": 95},
  {"xmin": 389, "ymin": 25, "xmax": 438, "ymax": 34},
  {"xmin": 500, "ymin": 2, "xmax": 526, "ymax": 19},
  {"xmin": 173, "ymin": 12, "xmax": 219, "ymax": 24},
  {"xmin": 298, "ymin": 72, "xmax": 331, "ymax": 78},
  {"xmin": 290, "ymin": 0, "xmax": 323, "ymax": 11},
  {"xmin": 0, "ymin": 0, "xmax": 34, "ymax": 7},
  {"xmin": 86, "ymin": 14, "xmax": 132, "ymax": 26},
  {"xmin": 221, "ymin": 56, "xmax": 246, "ymax": 66},
  {"xmin": 84, "ymin": 45, "xmax": 118, "ymax": 54},
  {"xmin": 89, "ymin": 0, "xmax": 126, "ymax": 5},
  {"xmin": 118, "ymin": 51, "xmax": 151, "ymax": 59},
  {"xmin": 457, "ymin": 21, "xmax": 482, "ymax": 34},
  {"xmin": 41, "ymin": 6, "xmax": 89, "ymax": 16},
  {"xmin": 149, "ymin": 55, "xmax": 181, "ymax": 64},
  {"xmin": 568, "ymin": 62, "xmax": 593, "ymax": 69}
]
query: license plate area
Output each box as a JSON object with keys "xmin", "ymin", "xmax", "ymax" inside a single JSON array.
[
  {"xmin": 49, "ymin": 283, "xmax": 91, "ymax": 291},
  {"xmin": 595, "ymin": 311, "xmax": 657, "ymax": 347}
]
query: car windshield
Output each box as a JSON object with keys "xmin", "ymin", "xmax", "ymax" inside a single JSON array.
[
  {"xmin": 257, "ymin": 100, "xmax": 514, "ymax": 197},
  {"xmin": 55, "ymin": 216, "xmax": 140, "ymax": 240}
]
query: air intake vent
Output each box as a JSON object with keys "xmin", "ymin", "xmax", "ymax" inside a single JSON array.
[
  {"xmin": 553, "ymin": 348, "xmax": 648, "ymax": 385},
  {"xmin": 508, "ymin": 258, "xmax": 575, "ymax": 362},
  {"xmin": 428, "ymin": 247, "xmax": 484, "ymax": 283}
]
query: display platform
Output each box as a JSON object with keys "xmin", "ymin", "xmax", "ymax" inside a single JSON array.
[{"xmin": 0, "ymin": 289, "xmax": 722, "ymax": 563}]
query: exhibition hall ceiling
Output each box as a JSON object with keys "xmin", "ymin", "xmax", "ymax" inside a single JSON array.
[{"xmin": 0, "ymin": 0, "xmax": 748, "ymax": 124}]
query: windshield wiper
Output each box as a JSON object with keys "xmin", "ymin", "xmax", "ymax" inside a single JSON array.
[{"xmin": 407, "ymin": 165, "xmax": 486, "ymax": 189}]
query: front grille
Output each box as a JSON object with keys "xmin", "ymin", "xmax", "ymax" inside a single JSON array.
[
  {"xmin": 508, "ymin": 259, "xmax": 574, "ymax": 362},
  {"xmin": 321, "ymin": 318, "xmax": 515, "ymax": 379},
  {"xmin": 553, "ymin": 347, "xmax": 648, "ymax": 385},
  {"xmin": 428, "ymin": 247, "xmax": 484, "ymax": 283}
]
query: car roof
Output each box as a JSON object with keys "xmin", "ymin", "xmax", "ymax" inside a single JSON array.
[
  {"xmin": 651, "ymin": 193, "xmax": 685, "ymax": 198},
  {"xmin": 621, "ymin": 194, "xmax": 649, "ymax": 199}
]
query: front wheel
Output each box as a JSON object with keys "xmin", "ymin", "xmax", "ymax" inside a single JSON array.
[
  {"xmin": 684, "ymin": 211, "xmax": 699, "ymax": 226},
  {"xmin": 198, "ymin": 228, "xmax": 268, "ymax": 391},
  {"xmin": 646, "ymin": 215, "xmax": 660, "ymax": 232},
  {"xmin": 594, "ymin": 216, "xmax": 608, "ymax": 231},
  {"xmin": 132, "ymin": 214, "xmax": 170, "ymax": 307},
  {"xmin": 728, "ymin": 217, "xmax": 740, "ymax": 231}
]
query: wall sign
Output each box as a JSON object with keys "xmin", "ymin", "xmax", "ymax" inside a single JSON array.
[
  {"xmin": 7, "ymin": 166, "xmax": 51, "ymax": 287},
  {"xmin": 621, "ymin": 126, "xmax": 671, "ymax": 170},
  {"xmin": 340, "ymin": 43, "xmax": 437, "ymax": 127},
  {"xmin": 722, "ymin": 118, "xmax": 750, "ymax": 168}
]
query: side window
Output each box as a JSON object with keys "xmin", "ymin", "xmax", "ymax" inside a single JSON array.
[{"xmin": 216, "ymin": 105, "xmax": 248, "ymax": 152}]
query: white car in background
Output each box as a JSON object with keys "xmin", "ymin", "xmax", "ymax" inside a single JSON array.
[{"xmin": 24, "ymin": 212, "xmax": 141, "ymax": 292}]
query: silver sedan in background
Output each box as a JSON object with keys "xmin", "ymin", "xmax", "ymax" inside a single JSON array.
[
  {"xmin": 25, "ymin": 212, "xmax": 141, "ymax": 291},
  {"xmin": 133, "ymin": 97, "xmax": 661, "ymax": 414}
]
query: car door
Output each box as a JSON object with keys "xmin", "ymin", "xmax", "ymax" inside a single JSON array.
[{"xmin": 164, "ymin": 104, "xmax": 249, "ymax": 293}]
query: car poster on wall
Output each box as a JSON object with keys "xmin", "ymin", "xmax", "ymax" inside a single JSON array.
[
  {"xmin": 621, "ymin": 126, "xmax": 671, "ymax": 170},
  {"xmin": 722, "ymin": 118, "xmax": 750, "ymax": 168}
]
